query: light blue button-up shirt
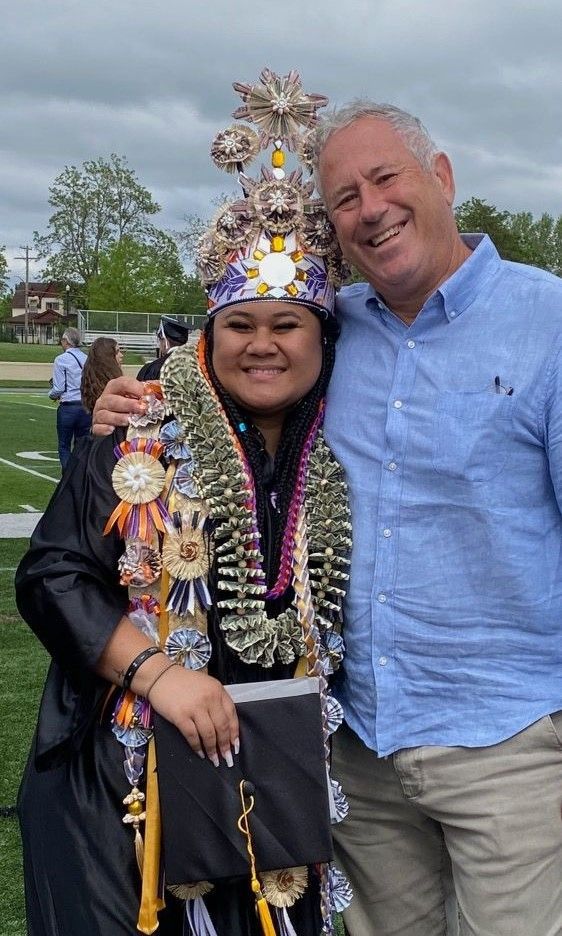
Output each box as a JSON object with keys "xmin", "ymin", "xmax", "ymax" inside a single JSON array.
[
  {"xmin": 325, "ymin": 235, "xmax": 562, "ymax": 756},
  {"xmin": 49, "ymin": 347, "xmax": 87, "ymax": 403}
]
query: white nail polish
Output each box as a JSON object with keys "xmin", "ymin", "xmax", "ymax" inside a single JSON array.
[
  {"xmin": 233, "ymin": 738, "xmax": 240, "ymax": 755},
  {"xmin": 210, "ymin": 753, "xmax": 220, "ymax": 767},
  {"xmin": 223, "ymin": 750, "xmax": 234, "ymax": 768},
  {"xmin": 197, "ymin": 750, "xmax": 205, "ymax": 760}
]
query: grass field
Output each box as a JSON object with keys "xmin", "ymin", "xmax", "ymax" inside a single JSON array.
[
  {"xmin": 0, "ymin": 392, "xmax": 60, "ymax": 514},
  {"xmin": 0, "ymin": 341, "xmax": 145, "ymax": 364}
]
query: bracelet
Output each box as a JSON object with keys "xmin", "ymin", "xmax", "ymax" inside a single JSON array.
[
  {"xmin": 145, "ymin": 661, "xmax": 178, "ymax": 701},
  {"xmin": 122, "ymin": 646, "xmax": 164, "ymax": 691}
]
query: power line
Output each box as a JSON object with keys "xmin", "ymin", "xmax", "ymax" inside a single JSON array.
[{"xmin": 14, "ymin": 245, "xmax": 39, "ymax": 342}]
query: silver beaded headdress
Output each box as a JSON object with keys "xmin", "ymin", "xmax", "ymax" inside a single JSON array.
[{"xmin": 196, "ymin": 68, "xmax": 349, "ymax": 318}]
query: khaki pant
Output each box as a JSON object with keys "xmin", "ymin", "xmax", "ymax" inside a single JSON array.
[{"xmin": 332, "ymin": 715, "xmax": 562, "ymax": 936}]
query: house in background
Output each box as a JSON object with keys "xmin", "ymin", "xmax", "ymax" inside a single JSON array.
[{"xmin": 4, "ymin": 281, "xmax": 76, "ymax": 343}]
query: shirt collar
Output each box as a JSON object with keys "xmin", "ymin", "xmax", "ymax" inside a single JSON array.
[{"xmin": 365, "ymin": 234, "xmax": 501, "ymax": 323}]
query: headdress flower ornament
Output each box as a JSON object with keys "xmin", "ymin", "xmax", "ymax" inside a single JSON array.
[
  {"xmin": 231, "ymin": 68, "xmax": 328, "ymax": 150},
  {"xmin": 210, "ymin": 125, "xmax": 260, "ymax": 174},
  {"xmin": 198, "ymin": 68, "xmax": 349, "ymax": 318}
]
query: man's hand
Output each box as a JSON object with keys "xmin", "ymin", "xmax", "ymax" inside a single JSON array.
[{"xmin": 92, "ymin": 376, "xmax": 146, "ymax": 435}]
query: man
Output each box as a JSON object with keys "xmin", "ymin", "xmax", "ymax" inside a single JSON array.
[
  {"xmin": 93, "ymin": 104, "xmax": 562, "ymax": 935},
  {"xmin": 49, "ymin": 327, "xmax": 91, "ymax": 469},
  {"xmin": 136, "ymin": 315, "xmax": 190, "ymax": 380}
]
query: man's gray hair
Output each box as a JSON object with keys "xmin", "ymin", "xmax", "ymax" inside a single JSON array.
[
  {"xmin": 311, "ymin": 101, "xmax": 439, "ymax": 193},
  {"xmin": 62, "ymin": 327, "xmax": 81, "ymax": 347}
]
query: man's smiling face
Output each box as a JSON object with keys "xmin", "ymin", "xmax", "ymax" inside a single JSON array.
[{"xmin": 319, "ymin": 116, "xmax": 461, "ymax": 316}]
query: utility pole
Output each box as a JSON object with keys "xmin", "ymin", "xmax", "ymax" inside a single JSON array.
[{"xmin": 15, "ymin": 245, "xmax": 39, "ymax": 342}]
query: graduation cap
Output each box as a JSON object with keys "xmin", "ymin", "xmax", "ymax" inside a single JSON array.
[
  {"xmin": 153, "ymin": 677, "xmax": 333, "ymax": 887},
  {"xmin": 156, "ymin": 315, "xmax": 190, "ymax": 345}
]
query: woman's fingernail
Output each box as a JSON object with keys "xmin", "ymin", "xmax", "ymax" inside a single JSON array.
[
  {"xmin": 196, "ymin": 750, "xmax": 205, "ymax": 760},
  {"xmin": 233, "ymin": 738, "xmax": 240, "ymax": 755},
  {"xmin": 209, "ymin": 753, "xmax": 220, "ymax": 768},
  {"xmin": 223, "ymin": 750, "xmax": 234, "ymax": 768}
]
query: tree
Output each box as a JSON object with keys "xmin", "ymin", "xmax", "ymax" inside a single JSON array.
[
  {"xmin": 34, "ymin": 154, "xmax": 160, "ymax": 284},
  {"xmin": 455, "ymin": 198, "xmax": 527, "ymax": 264},
  {"xmin": 87, "ymin": 231, "xmax": 206, "ymax": 315},
  {"xmin": 0, "ymin": 245, "xmax": 8, "ymax": 295}
]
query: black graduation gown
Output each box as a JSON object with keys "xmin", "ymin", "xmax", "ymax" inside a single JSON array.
[{"xmin": 15, "ymin": 434, "xmax": 323, "ymax": 936}]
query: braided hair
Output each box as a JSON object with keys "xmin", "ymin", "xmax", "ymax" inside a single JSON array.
[{"xmin": 204, "ymin": 309, "xmax": 338, "ymax": 590}]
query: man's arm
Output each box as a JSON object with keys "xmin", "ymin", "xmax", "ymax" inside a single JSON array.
[
  {"xmin": 92, "ymin": 376, "xmax": 147, "ymax": 435},
  {"xmin": 49, "ymin": 357, "xmax": 65, "ymax": 400}
]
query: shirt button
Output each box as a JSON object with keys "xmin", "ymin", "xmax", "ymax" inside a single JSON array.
[
  {"xmin": 378, "ymin": 656, "xmax": 388, "ymax": 666},
  {"xmin": 387, "ymin": 461, "xmax": 398, "ymax": 471},
  {"xmin": 382, "ymin": 528, "xmax": 392, "ymax": 537},
  {"xmin": 449, "ymin": 310, "xmax": 457, "ymax": 318},
  {"xmin": 407, "ymin": 339, "xmax": 416, "ymax": 349},
  {"xmin": 377, "ymin": 593, "xmax": 387, "ymax": 603},
  {"xmin": 393, "ymin": 399, "xmax": 403, "ymax": 409}
]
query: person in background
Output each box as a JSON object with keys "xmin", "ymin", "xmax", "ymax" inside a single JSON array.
[
  {"xmin": 80, "ymin": 337, "xmax": 124, "ymax": 414},
  {"xmin": 137, "ymin": 315, "xmax": 190, "ymax": 380},
  {"xmin": 49, "ymin": 327, "xmax": 91, "ymax": 470}
]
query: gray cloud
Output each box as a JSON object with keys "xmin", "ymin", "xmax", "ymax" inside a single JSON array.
[{"xmin": 2, "ymin": 0, "xmax": 562, "ymax": 283}]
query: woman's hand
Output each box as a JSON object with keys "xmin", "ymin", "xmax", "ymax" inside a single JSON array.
[
  {"xmin": 92, "ymin": 376, "xmax": 146, "ymax": 435},
  {"xmin": 147, "ymin": 664, "xmax": 239, "ymax": 767},
  {"xmin": 97, "ymin": 616, "xmax": 239, "ymax": 766}
]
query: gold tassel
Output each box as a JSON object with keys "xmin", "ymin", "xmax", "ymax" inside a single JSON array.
[
  {"xmin": 134, "ymin": 828, "xmax": 145, "ymax": 875},
  {"xmin": 237, "ymin": 781, "xmax": 277, "ymax": 936},
  {"xmin": 137, "ymin": 738, "xmax": 165, "ymax": 934},
  {"xmin": 255, "ymin": 891, "xmax": 277, "ymax": 936}
]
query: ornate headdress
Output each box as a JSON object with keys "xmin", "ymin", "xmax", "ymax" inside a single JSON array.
[{"xmin": 196, "ymin": 68, "xmax": 349, "ymax": 318}]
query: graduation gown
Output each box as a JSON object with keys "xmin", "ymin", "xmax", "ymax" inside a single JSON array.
[{"xmin": 15, "ymin": 434, "xmax": 323, "ymax": 936}]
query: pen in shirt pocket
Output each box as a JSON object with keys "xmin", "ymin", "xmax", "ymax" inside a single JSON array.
[{"xmin": 494, "ymin": 375, "xmax": 513, "ymax": 395}]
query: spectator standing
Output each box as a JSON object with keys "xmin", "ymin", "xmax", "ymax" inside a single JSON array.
[
  {"xmin": 49, "ymin": 327, "xmax": 91, "ymax": 469},
  {"xmin": 80, "ymin": 337, "xmax": 123, "ymax": 413},
  {"xmin": 136, "ymin": 315, "xmax": 190, "ymax": 380}
]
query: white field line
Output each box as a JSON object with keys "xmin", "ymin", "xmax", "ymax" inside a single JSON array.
[
  {"xmin": 0, "ymin": 457, "xmax": 58, "ymax": 483},
  {"xmin": 1, "ymin": 399, "xmax": 55, "ymax": 410}
]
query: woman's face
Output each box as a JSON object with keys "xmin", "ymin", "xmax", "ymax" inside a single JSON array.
[
  {"xmin": 212, "ymin": 301, "xmax": 323, "ymax": 421},
  {"xmin": 115, "ymin": 345, "xmax": 124, "ymax": 366}
]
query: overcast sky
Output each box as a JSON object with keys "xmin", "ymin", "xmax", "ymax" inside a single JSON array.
[{"xmin": 2, "ymin": 0, "xmax": 562, "ymax": 285}]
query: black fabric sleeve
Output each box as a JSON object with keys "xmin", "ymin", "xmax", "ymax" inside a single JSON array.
[
  {"xmin": 15, "ymin": 433, "xmax": 128, "ymax": 676},
  {"xmin": 15, "ymin": 433, "xmax": 131, "ymax": 768}
]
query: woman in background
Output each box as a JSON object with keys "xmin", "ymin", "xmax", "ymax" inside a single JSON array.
[{"xmin": 81, "ymin": 337, "xmax": 124, "ymax": 413}]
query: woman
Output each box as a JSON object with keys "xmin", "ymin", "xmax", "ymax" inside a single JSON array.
[
  {"xmin": 16, "ymin": 69, "xmax": 352, "ymax": 936},
  {"xmin": 81, "ymin": 336, "xmax": 124, "ymax": 413}
]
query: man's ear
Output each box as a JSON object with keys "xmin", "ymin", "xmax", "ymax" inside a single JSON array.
[{"xmin": 433, "ymin": 152, "xmax": 456, "ymax": 207}]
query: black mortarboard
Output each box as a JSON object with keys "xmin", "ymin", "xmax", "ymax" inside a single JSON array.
[
  {"xmin": 157, "ymin": 315, "xmax": 190, "ymax": 345},
  {"xmin": 153, "ymin": 677, "xmax": 333, "ymax": 885}
]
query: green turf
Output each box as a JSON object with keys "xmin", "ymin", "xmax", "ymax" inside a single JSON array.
[
  {"xmin": 0, "ymin": 394, "xmax": 60, "ymax": 511},
  {"xmin": 0, "ymin": 342, "xmax": 61, "ymax": 362},
  {"xmin": 0, "ymin": 381, "xmax": 51, "ymax": 389},
  {"xmin": 0, "ymin": 342, "xmax": 144, "ymax": 365}
]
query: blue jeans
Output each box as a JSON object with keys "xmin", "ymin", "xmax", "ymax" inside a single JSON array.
[{"xmin": 56, "ymin": 403, "xmax": 91, "ymax": 470}]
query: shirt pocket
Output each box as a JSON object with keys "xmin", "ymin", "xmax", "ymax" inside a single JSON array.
[{"xmin": 432, "ymin": 391, "xmax": 514, "ymax": 482}]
